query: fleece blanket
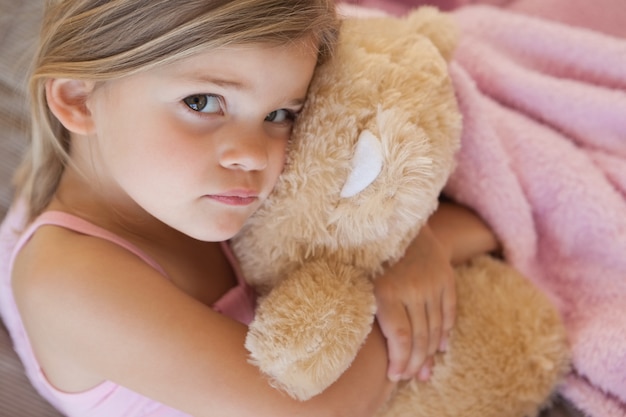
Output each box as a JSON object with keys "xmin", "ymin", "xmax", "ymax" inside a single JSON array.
[
  {"xmin": 444, "ymin": 7, "xmax": 626, "ymax": 417},
  {"xmin": 340, "ymin": 3, "xmax": 626, "ymax": 417}
]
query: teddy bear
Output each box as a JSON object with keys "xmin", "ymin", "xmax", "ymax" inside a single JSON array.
[{"xmin": 230, "ymin": 7, "xmax": 570, "ymax": 417}]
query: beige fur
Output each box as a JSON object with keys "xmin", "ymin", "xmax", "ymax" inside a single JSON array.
[{"xmin": 231, "ymin": 7, "xmax": 569, "ymax": 416}]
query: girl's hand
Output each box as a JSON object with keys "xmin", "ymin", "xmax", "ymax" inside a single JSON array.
[{"xmin": 374, "ymin": 224, "xmax": 456, "ymax": 382}]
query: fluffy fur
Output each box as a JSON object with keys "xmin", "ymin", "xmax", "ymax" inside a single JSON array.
[{"xmin": 231, "ymin": 7, "xmax": 570, "ymax": 416}]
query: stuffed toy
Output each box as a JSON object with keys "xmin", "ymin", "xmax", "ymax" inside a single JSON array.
[{"xmin": 231, "ymin": 7, "xmax": 570, "ymax": 417}]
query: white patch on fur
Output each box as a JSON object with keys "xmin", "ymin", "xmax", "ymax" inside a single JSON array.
[{"xmin": 340, "ymin": 130, "xmax": 384, "ymax": 198}]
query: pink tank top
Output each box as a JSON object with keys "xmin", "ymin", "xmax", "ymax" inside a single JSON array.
[{"xmin": 0, "ymin": 202, "xmax": 256, "ymax": 417}]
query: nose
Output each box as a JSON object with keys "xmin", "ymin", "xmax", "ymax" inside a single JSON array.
[{"xmin": 218, "ymin": 127, "xmax": 270, "ymax": 171}]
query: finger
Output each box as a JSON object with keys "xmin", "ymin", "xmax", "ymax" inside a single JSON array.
[
  {"xmin": 440, "ymin": 278, "xmax": 457, "ymax": 352},
  {"xmin": 376, "ymin": 302, "xmax": 412, "ymax": 381},
  {"xmin": 418, "ymin": 356, "xmax": 435, "ymax": 381},
  {"xmin": 401, "ymin": 302, "xmax": 429, "ymax": 379},
  {"xmin": 425, "ymin": 295, "xmax": 443, "ymax": 357}
]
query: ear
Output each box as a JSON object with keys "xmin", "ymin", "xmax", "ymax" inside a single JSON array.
[
  {"xmin": 45, "ymin": 78, "xmax": 97, "ymax": 135},
  {"xmin": 340, "ymin": 130, "xmax": 384, "ymax": 198}
]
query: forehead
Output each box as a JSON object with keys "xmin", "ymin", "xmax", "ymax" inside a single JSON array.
[
  {"xmin": 152, "ymin": 41, "xmax": 318, "ymax": 93},
  {"xmin": 162, "ymin": 39, "xmax": 317, "ymax": 76}
]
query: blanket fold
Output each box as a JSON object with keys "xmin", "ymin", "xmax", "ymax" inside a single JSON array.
[{"xmin": 443, "ymin": 6, "xmax": 626, "ymax": 417}]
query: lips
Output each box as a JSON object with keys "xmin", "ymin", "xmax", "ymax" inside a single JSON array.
[{"xmin": 206, "ymin": 190, "xmax": 259, "ymax": 206}]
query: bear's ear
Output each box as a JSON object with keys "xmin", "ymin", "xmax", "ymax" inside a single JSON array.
[
  {"xmin": 340, "ymin": 130, "xmax": 383, "ymax": 198},
  {"xmin": 406, "ymin": 6, "xmax": 459, "ymax": 62}
]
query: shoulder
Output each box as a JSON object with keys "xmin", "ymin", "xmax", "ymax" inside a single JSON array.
[
  {"xmin": 13, "ymin": 223, "xmax": 166, "ymax": 306},
  {"xmin": 11, "ymin": 224, "xmax": 178, "ymax": 390}
]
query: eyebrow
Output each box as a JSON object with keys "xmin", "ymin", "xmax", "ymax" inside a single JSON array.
[{"xmin": 185, "ymin": 74, "xmax": 247, "ymax": 90}]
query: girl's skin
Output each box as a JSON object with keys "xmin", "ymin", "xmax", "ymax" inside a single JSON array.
[{"xmin": 12, "ymin": 37, "xmax": 498, "ymax": 417}]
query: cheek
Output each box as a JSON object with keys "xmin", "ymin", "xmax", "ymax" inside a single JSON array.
[
  {"xmin": 262, "ymin": 139, "xmax": 288, "ymax": 195},
  {"xmin": 106, "ymin": 105, "xmax": 181, "ymax": 164},
  {"xmin": 270, "ymin": 138, "xmax": 288, "ymax": 176},
  {"xmin": 95, "ymin": 114, "xmax": 180, "ymax": 193}
]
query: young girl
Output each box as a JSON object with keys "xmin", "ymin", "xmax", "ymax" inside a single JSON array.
[{"xmin": 0, "ymin": 1, "xmax": 498, "ymax": 416}]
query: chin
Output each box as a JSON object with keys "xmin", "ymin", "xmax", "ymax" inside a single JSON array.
[{"xmin": 189, "ymin": 221, "xmax": 245, "ymax": 242}]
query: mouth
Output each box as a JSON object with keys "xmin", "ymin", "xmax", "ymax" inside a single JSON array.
[{"xmin": 206, "ymin": 190, "xmax": 259, "ymax": 206}]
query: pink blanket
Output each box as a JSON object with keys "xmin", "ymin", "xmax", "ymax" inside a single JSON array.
[
  {"xmin": 340, "ymin": 3, "xmax": 626, "ymax": 416},
  {"xmin": 444, "ymin": 6, "xmax": 626, "ymax": 417}
]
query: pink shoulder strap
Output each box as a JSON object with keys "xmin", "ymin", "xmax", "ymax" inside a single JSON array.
[{"xmin": 18, "ymin": 211, "xmax": 168, "ymax": 277}]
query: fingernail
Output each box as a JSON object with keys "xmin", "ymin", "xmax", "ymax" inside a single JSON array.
[
  {"xmin": 388, "ymin": 372, "xmax": 401, "ymax": 382},
  {"xmin": 418, "ymin": 366, "xmax": 431, "ymax": 381},
  {"xmin": 439, "ymin": 338, "xmax": 448, "ymax": 352}
]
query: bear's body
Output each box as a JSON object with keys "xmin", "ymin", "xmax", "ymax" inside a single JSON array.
[{"xmin": 231, "ymin": 7, "xmax": 569, "ymax": 416}]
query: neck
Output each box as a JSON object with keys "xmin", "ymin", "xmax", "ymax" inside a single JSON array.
[{"xmin": 50, "ymin": 164, "xmax": 192, "ymax": 247}]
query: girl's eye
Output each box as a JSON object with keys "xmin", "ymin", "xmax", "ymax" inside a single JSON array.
[
  {"xmin": 183, "ymin": 94, "xmax": 222, "ymax": 114},
  {"xmin": 265, "ymin": 109, "xmax": 296, "ymax": 123}
]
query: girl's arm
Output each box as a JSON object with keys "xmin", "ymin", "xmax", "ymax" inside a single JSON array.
[
  {"xmin": 428, "ymin": 200, "xmax": 500, "ymax": 265},
  {"xmin": 13, "ymin": 228, "xmax": 395, "ymax": 417}
]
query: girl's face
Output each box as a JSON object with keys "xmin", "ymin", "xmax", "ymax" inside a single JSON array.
[{"xmin": 83, "ymin": 41, "xmax": 318, "ymax": 241}]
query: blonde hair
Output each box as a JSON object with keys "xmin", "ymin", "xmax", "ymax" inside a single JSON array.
[{"xmin": 16, "ymin": 0, "xmax": 340, "ymax": 219}]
